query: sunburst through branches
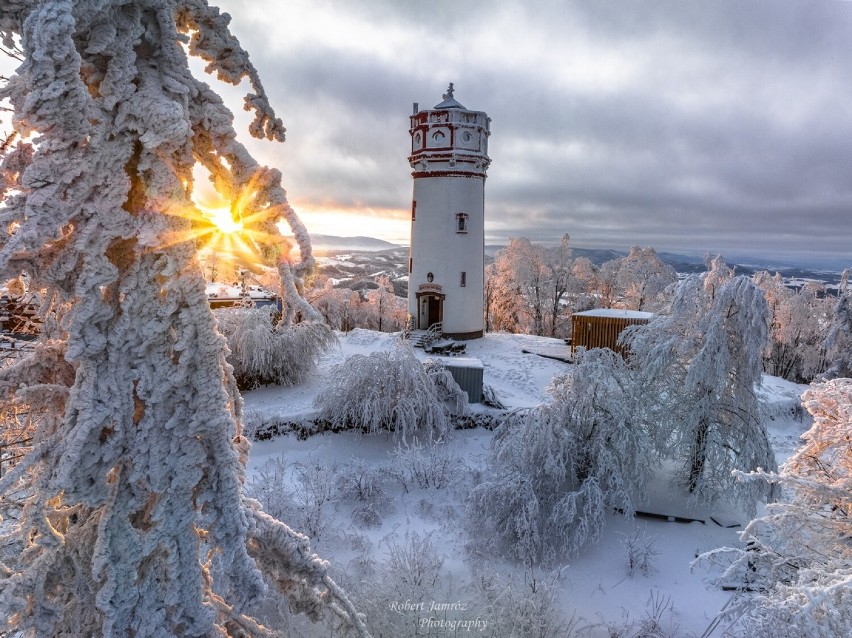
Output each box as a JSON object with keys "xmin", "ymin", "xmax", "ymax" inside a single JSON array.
[{"xmin": 173, "ymin": 182, "xmax": 291, "ymax": 276}]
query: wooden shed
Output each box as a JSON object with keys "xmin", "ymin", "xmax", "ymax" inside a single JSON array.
[{"xmin": 571, "ymin": 309, "xmax": 654, "ymax": 355}]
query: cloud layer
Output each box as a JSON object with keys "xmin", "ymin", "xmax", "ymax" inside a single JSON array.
[{"xmin": 6, "ymin": 0, "xmax": 852, "ymax": 267}]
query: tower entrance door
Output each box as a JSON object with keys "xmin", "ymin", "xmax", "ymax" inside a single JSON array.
[{"xmin": 415, "ymin": 284, "xmax": 444, "ymax": 330}]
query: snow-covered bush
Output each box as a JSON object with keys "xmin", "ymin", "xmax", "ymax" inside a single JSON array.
[
  {"xmin": 313, "ymin": 341, "xmax": 451, "ymax": 440},
  {"xmin": 346, "ymin": 530, "xmax": 448, "ymax": 637},
  {"xmin": 472, "ymin": 570, "xmax": 575, "ymax": 638},
  {"xmin": 244, "ymin": 457, "xmax": 342, "ymax": 543},
  {"xmin": 293, "ymin": 460, "xmax": 340, "ymax": 540},
  {"xmin": 698, "ymin": 378, "xmax": 852, "ymax": 638},
  {"xmin": 243, "ymin": 456, "xmax": 293, "ymax": 522},
  {"xmin": 469, "ymin": 348, "xmax": 650, "ymax": 565},
  {"xmin": 619, "ymin": 527, "xmax": 659, "ymax": 578},
  {"xmin": 336, "ymin": 458, "xmax": 393, "ymax": 528},
  {"xmin": 214, "ymin": 306, "xmax": 336, "ymax": 389},
  {"xmin": 596, "ymin": 591, "xmax": 681, "ymax": 638},
  {"xmin": 391, "ymin": 440, "xmax": 463, "ymax": 491},
  {"xmin": 624, "ymin": 269, "xmax": 777, "ymax": 511}
]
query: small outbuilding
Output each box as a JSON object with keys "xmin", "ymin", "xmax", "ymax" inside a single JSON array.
[
  {"xmin": 443, "ymin": 357, "xmax": 484, "ymax": 403},
  {"xmin": 571, "ymin": 309, "xmax": 654, "ymax": 355}
]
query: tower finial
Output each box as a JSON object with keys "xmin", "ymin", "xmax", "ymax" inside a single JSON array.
[{"xmin": 443, "ymin": 82, "xmax": 455, "ymax": 101}]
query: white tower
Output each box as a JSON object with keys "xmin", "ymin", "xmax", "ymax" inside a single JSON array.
[{"xmin": 407, "ymin": 84, "xmax": 491, "ymax": 339}]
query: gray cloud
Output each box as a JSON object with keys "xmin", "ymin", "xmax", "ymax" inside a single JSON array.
[{"xmin": 39, "ymin": 0, "xmax": 852, "ymax": 267}]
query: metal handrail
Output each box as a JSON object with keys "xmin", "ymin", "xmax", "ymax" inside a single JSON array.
[{"xmin": 423, "ymin": 322, "xmax": 443, "ymax": 346}]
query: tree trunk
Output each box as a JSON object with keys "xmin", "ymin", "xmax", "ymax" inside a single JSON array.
[{"xmin": 689, "ymin": 417, "xmax": 709, "ymax": 493}]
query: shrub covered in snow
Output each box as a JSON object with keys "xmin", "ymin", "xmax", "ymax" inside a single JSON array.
[
  {"xmin": 469, "ymin": 348, "xmax": 650, "ymax": 565},
  {"xmin": 214, "ymin": 306, "xmax": 336, "ymax": 389},
  {"xmin": 391, "ymin": 440, "xmax": 463, "ymax": 491},
  {"xmin": 313, "ymin": 341, "xmax": 457, "ymax": 440}
]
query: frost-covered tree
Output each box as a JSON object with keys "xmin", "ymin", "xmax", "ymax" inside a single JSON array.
[
  {"xmin": 625, "ymin": 268, "xmax": 777, "ymax": 511},
  {"xmin": 363, "ymin": 274, "xmax": 404, "ymax": 332},
  {"xmin": 313, "ymin": 341, "xmax": 454, "ymax": 441},
  {"xmin": 0, "ymin": 2, "xmax": 366, "ymax": 636},
  {"xmin": 823, "ymin": 269, "xmax": 852, "ymax": 380},
  {"xmin": 487, "ymin": 235, "xmax": 576, "ymax": 336},
  {"xmin": 214, "ymin": 306, "xmax": 336, "ymax": 390},
  {"xmin": 469, "ymin": 348, "xmax": 650, "ymax": 565},
  {"xmin": 598, "ymin": 246, "xmax": 677, "ymax": 311},
  {"xmin": 699, "ymin": 378, "xmax": 852, "ymax": 637},
  {"xmin": 307, "ymin": 278, "xmax": 361, "ymax": 332},
  {"xmin": 754, "ymin": 271, "xmax": 831, "ymax": 382}
]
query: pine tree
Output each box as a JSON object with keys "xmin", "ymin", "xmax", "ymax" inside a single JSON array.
[{"xmin": 0, "ymin": 2, "xmax": 366, "ymax": 635}]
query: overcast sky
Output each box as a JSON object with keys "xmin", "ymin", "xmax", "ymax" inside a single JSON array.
[{"xmin": 6, "ymin": 0, "xmax": 852, "ymax": 268}]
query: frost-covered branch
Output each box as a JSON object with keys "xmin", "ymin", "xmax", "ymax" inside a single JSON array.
[
  {"xmin": 696, "ymin": 379, "xmax": 852, "ymax": 637},
  {"xmin": 0, "ymin": 2, "xmax": 365, "ymax": 635}
]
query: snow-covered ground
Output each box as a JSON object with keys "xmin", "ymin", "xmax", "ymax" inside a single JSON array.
[{"xmin": 242, "ymin": 329, "xmax": 812, "ymax": 637}]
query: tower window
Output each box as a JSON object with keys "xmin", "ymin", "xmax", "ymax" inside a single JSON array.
[
  {"xmin": 411, "ymin": 200, "xmax": 416, "ymax": 221},
  {"xmin": 460, "ymin": 271, "xmax": 467, "ymax": 287},
  {"xmin": 408, "ymin": 257, "xmax": 413, "ymax": 273},
  {"xmin": 456, "ymin": 213, "xmax": 469, "ymax": 233}
]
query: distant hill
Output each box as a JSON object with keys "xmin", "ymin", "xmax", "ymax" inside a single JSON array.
[
  {"xmin": 306, "ymin": 235, "xmax": 400, "ymax": 252},
  {"xmin": 306, "ymin": 236, "xmax": 845, "ymax": 290}
]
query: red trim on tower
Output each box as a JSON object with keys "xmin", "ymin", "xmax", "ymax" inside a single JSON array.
[{"xmin": 411, "ymin": 171, "xmax": 487, "ymax": 179}]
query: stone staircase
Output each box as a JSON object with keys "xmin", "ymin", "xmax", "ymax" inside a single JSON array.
[{"xmin": 406, "ymin": 322, "xmax": 466, "ymax": 355}]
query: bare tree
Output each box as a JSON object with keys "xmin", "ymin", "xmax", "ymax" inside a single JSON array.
[{"xmin": 487, "ymin": 235, "xmax": 576, "ymax": 337}]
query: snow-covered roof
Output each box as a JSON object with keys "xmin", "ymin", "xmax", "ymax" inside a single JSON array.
[
  {"xmin": 433, "ymin": 95, "xmax": 466, "ymax": 109},
  {"xmin": 573, "ymin": 309, "xmax": 655, "ymax": 319},
  {"xmin": 205, "ymin": 282, "xmax": 277, "ymax": 300},
  {"xmin": 440, "ymin": 356, "xmax": 483, "ymax": 369},
  {"xmin": 433, "ymin": 82, "xmax": 466, "ymax": 109}
]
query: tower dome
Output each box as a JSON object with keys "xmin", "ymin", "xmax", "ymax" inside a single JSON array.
[{"xmin": 407, "ymin": 84, "xmax": 491, "ymax": 339}]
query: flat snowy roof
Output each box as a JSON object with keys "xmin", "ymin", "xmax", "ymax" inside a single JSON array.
[
  {"xmin": 573, "ymin": 309, "xmax": 655, "ymax": 319},
  {"xmin": 440, "ymin": 357, "xmax": 484, "ymax": 369}
]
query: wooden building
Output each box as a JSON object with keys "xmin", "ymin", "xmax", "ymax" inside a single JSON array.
[{"xmin": 571, "ymin": 309, "xmax": 654, "ymax": 355}]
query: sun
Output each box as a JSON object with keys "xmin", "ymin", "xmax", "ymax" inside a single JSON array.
[
  {"xmin": 204, "ymin": 206, "xmax": 244, "ymax": 235},
  {"xmin": 162, "ymin": 173, "xmax": 292, "ymax": 275}
]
